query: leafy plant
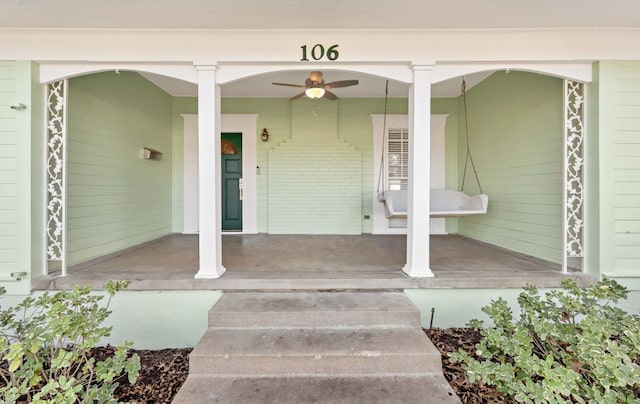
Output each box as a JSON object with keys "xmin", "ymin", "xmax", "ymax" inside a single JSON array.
[
  {"xmin": 450, "ymin": 278, "xmax": 640, "ymax": 403},
  {"xmin": 0, "ymin": 280, "xmax": 140, "ymax": 403}
]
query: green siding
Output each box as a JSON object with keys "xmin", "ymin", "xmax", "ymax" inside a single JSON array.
[
  {"xmin": 596, "ymin": 61, "xmax": 640, "ymax": 277},
  {"xmin": 29, "ymin": 63, "xmax": 45, "ymax": 281},
  {"xmin": 456, "ymin": 71, "xmax": 565, "ymax": 263},
  {"xmin": 0, "ymin": 61, "xmax": 20, "ymax": 288},
  {"xmin": 67, "ymin": 72, "xmax": 173, "ymax": 265},
  {"xmin": 0, "ymin": 61, "xmax": 43, "ymax": 294}
]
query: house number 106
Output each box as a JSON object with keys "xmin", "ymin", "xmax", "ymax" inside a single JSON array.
[{"xmin": 300, "ymin": 44, "xmax": 339, "ymax": 61}]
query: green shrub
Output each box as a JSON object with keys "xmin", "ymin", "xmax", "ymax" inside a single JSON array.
[
  {"xmin": 450, "ymin": 278, "xmax": 640, "ymax": 403},
  {"xmin": 0, "ymin": 281, "xmax": 140, "ymax": 403}
]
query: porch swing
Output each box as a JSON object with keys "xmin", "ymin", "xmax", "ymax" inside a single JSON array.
[{"xmin": 376, "ymin": 79, "xmax": 489, "ymax": 218}]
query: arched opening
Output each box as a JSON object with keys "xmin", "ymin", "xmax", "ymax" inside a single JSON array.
[
  {"xmin": 39, "ymin": 63, "xmax": 588, "ymax": 286},
  {"xmin": 43, "ymin": 69, "xmax": 181, "ymax": 275}
]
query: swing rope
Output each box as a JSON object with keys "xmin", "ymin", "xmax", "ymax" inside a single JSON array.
[
  {"xmin": 376, "ymin": 80, "xmax": 390, "ymax": 195},
  {"xmin": 460, "ymin": 78, "xmax": 484, "ymax": 194}
]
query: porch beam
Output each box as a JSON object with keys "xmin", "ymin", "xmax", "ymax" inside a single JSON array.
[
  {"xmin": 195, "ymin": 65, "xmax": 226, "ymax": 279},
  {"xmin": 403, "ymin": 65, "xmax": 435, "ymax": 277}
]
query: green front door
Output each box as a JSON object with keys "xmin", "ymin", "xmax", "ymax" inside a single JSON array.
[{"xmin": 221, "ymin": 133, "xmax": 242, "ymax": 231}]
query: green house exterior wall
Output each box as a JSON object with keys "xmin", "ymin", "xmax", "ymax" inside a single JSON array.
[
  {"xmin": 170, "ymin": 97, "xmax": 416, "ymax": 234},
  {"xmin": 223, "ymin": 98, "xmax": 294, "ymax": 233},
  {"xmin": 170, "ymin": 97, "xmax": 197, "ymax": 233},
  {"xmin": 2, "ymin": 64, "xmax": 640, "ymax": 295},
  {"xmin": 0, "ymin": 61, "xmax": 44, "ymax": 295},
  {"xmin": 268, "ymin": 99, "xmax": 362, "ymax": 234},
  {"xmin": 455, "ymin": 71, "xmax": 565, "ymax": 264},
  {"xmin": 585, "ymin": 63, "xmax": 601, "ymax": 276},
  {"xmin": 66, "ymin": 71, "xmax": 174, "ymax": 265},
  {"xmin": 594, "ymin": 61, "xmax": 640, "ymax": 279}
]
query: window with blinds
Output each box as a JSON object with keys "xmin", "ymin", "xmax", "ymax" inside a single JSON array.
[{"xmin": 386, "ymin": 128, "xmax": 409, "ymax": 190}]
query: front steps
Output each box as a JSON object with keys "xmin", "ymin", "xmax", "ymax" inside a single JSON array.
[{"xmin": 173, "ymin": 291, "xmax": 459, "ymax": 403}]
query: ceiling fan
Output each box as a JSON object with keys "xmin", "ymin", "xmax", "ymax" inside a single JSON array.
[{"xmin": 272, "ymin": 71, "xmax": 359, "ymax": 100}]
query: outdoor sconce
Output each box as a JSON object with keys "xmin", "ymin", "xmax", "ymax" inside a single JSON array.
[
  {"xmin": 261, "ymin": 128, "xmax": 269, "ymax": 142},
  {"xmin": 143, "ymin": 147, "xmax": 163, "ymax": 161}
]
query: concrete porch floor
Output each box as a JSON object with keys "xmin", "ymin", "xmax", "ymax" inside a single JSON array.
[{"xmin": 33, "ymin": 234, "xmax": 593, "ymax": 290}]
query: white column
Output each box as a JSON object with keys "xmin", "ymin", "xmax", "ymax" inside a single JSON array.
[
  {"xmin": 403, "ymin": 65, "xmax": 434, "ymax": 277},
  {"xmin": 195, "ymin": 66, "xmax": 226, "ymax": 278}
]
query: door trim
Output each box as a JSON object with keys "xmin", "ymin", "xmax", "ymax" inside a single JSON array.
[{"xmin": 182, "ymin": 114, "xmax": 258, "ymax": 234}]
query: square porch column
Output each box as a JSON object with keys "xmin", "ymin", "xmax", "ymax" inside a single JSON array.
[
  {"xmin": 195, "ymin": 66, "xmax": 226, "ymax": 278},
  {"xmin": 404, "ymin": 65, "xmax": 435, "ymax": 277}
]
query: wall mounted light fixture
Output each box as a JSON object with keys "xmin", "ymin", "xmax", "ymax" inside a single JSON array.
[
  {"xmin": 143, "ymin": 147, "xmax": 163, "ymax": 161},
  {"xmin": 261, "ymin": 128, "xmax": 269, "ymax": 142}
]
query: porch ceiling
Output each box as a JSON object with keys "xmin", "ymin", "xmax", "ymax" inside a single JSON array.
[
  {"xmin": 2, "ymin": 0, "xmax": 639, "ymax": 30},
  {"xmin": 139, "ymin": 70, "xmax": 494, "ymax": 98}
]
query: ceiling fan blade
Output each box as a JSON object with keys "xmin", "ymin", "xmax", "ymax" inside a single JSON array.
[
  {"xmin": 323, "ymin": 90, "xmax": 338, "ymax": 100},
  {"xmin": 324, "ymin": 79, "xmax": 359, "ymax": 89},
  {"xmin": 273, "ymin": 82, "xmax": 306, "ymax": 88},
  {"xmin": 290, "ymin": 92, "xmax": 306, "ymax": 100}
]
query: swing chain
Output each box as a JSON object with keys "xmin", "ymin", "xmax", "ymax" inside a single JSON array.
[
  {"xmin": 376, "ymin": 80, "xmax": 390, "ymax": 196},
  {"xmin": 460, "ymin": 78, "xmax": 484, "ymax": 194}
]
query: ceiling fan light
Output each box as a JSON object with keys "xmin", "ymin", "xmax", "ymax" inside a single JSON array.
[{"xmin": 305, "ymin": 87, "xmax": 325, "ymax": 99}]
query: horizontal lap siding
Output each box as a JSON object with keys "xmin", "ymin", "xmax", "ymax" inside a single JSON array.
[
  {"xmin": 458, "ymin": 71, "xmax": 564, "ymax": 263},
  {"xmin": 67, "ymin": 72, "xmax": 172, "ymax": 265},
  {"xmin": 0, "ymin": 62, "xmax": 20, "ymax": 287},
  {"xmin": 0, "ymin": 61, "xmax": 41, "ymax": 294},
  {"xmin": 600, "ymin": 62, "xmax": 640, "ymax": 276}
]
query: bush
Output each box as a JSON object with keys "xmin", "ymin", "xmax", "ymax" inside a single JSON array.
[
  {"xmin": 450, "ymin": 278, "xmax": 640, "ymax": 403},
  {"xmin": 0, "ymin": 281, "xmax": 140, "ymax": 403}
]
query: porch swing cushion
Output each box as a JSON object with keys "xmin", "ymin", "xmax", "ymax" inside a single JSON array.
[{"xmin": 377, "ymin": 189, "xmax": 489, "ymax": 218}]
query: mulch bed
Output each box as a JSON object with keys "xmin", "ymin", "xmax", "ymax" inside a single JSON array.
[
  {"xmin": 90, "ymin": 347, "xmax": 192, "ymax": 404},
  {"xmin": 425, "ymin": 328, "xmax": 515, "ymax": 403},
  {"xmin": 98, "ymin": 328, "xmax": 511, "ymax": 403}
]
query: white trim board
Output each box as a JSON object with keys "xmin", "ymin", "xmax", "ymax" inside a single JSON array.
[{"xmin": 182, "ymin": 114, "xmax": 258, "ymax": 234}]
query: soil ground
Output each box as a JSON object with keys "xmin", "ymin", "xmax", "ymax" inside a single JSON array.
[
  {"xmin": 425, "ymin": 328, "xmax": 514, "ymax": 403},
  {"xmin": 103, "ymin": 328, "xmax": 512, "ymax": 403}
]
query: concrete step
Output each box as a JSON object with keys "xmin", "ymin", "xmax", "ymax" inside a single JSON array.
[
  {"xmin": 189, "ymin": 327, "xmax": 442, "ymax": 376},
  {"xmin": 174, "ymin": 291, "xmax": 460, "ymax": 403},
  {"xmin": 173, "ymin": 374, "xmax": 459, "ymax": 404},
  {"xmin": 207, "ymin": 291, "xmax": 420, "ymax": 328}
]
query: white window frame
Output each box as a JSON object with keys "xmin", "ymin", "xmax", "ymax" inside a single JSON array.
[{"xmin": 371, "ymin": 114, "xmax": 448, "ymax": 234}]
